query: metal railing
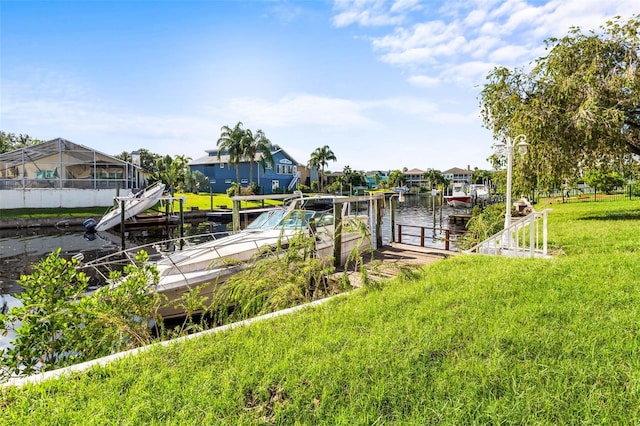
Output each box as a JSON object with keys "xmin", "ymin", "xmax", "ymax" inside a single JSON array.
[
  {"xmin": 464, "ymin": 209, "xmax": 551, "ymax": 258},
  {"xmin": 395, "ymin": 224, "xmax": 465, "ymax": 251}
]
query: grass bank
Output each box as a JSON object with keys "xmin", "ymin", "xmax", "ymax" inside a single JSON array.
[{"xmin": 3, "ymin": 200, "xmax": 640, "ymax": 423}]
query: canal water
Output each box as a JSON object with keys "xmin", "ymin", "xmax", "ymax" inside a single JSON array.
[{"xmin": 0, "ymin": 194, "xmax": 465, "ymax": 300}]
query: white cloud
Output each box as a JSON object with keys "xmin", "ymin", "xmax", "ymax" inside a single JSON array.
[
  {"xmin": 332, "ymin": 0, "xmax": 407, "ymax": 27},
  {"xmin": 335, "ymin": 0, "xmax": 639, "ymax": 88},
  {"xmin": 488, "ymin": 44, "xmax": 530, "ymax": 63},
  {"xmin": 219, "ymin": 94, "xmax": 374, "ymax": 128},
  {"xmin": 407, "ymin": 74, "xmax": 439, "ymax": 87}
]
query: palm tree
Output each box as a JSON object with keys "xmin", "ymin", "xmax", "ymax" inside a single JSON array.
[
  {"xmin": 388, "ymin": 169, "xmax": 406, "ymax": 188},
  {"xmin": 217, "ymin": 122, "xmax": 246, "ymax": 184},
  {"xmin": 150, "ymin": 154, "xmax": 191, "ymax": 193},
  {"xmin": 308, "ymin": 145, "xmax": 337, "ymax": 192},
  {"xmin": 243, "ymin": 129, "xmax": 274, "ymax": 185},
  {"xmin": 422, "ymin": 168, "xmax": 445, "ymax": 190}
]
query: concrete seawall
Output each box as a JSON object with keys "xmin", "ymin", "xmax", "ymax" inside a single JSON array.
[{"xmin": 0, "ymin": 210, "xmax": 210, "ymax": 230}]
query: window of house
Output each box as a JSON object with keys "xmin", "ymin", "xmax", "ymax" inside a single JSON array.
[
  {"xmin": 241, "ymin": 179, "xmax": 248, "ymax": 184},
  {"xmin": 276, "ymin": 165, "xmax": 294, "ymax": 174},
  {"xmin": 225, "ymin": 179, "xmax": 232, "ymax": 184},
  {"xmin": 220, "ymin": 163, "xmax": 225, "ymax": 169}
]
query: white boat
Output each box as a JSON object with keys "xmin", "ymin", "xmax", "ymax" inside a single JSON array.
[
  {"xmin": 80, "ymin": 194, "xmax": 374, "ymax": 319},
  {"xmin": 92, "ymin": 182, "xmax": 166, "ymax": 232},
  {"xmin": 470, "ymin": 184, "xmax": 490, "ymax": 202},
  {"xmin": 444, "ymin": 183, "xmax": 472, "ymax": 208}
]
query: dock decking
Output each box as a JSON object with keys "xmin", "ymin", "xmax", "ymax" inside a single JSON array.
[{"xmin": 340, "ymin": 242, "xmax": 457, "ymax": 286}]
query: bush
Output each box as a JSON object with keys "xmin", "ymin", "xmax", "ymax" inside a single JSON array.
[
  {"xmin": 226, "ymin": 182, "xmax": 241, "ymax": 197},
  {"xmin": 457, "ymin": 204, "xmax": 505, "ymax": 250},
  {"xmin": 0, "ymin": 250, "xmax": 162, "ymax": 379}
]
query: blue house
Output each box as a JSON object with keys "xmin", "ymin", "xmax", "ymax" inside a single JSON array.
[{"xmin": 189, "ymin": 145, "xmax": 302, "ymax": 194}]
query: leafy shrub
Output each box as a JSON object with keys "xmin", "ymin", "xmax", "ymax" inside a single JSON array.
[
  {"xmin": 226, "ymin": 182, "xmax": 240, "ymax": 197},
  {"xmin": 457, "ymin": 204, "xmax": 505, "ymax": 250},
  {"xmin": 0, "ymin": 250, "xmax": 162, "ymax": 379}
]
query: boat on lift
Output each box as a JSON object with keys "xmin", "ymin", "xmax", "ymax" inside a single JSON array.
[
  {"xmin": 85, "ymin": 182, "xmax": 166, "ymax": 232},
  {"xmin": 444, "ymin": 183, "xmax": 472, "ymax": 208}
]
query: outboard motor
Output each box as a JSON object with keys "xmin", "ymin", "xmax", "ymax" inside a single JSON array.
[{"xmin": 83, "ymin": 218, "xmax": 97, "ymax": 232}]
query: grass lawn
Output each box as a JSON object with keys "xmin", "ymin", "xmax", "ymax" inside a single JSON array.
[{"xmin": 3, "ymin": 199, "xmax": 640, "ymax": 423}]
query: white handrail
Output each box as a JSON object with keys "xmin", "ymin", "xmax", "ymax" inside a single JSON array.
[{"xmin": 464, "ymin": 209, "xmax": 551, "ymax": 258}]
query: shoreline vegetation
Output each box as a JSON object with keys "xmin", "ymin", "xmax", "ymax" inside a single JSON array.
[{"xmin": 3, "ymin": 199, "xmax": 640, "ymax": 422}]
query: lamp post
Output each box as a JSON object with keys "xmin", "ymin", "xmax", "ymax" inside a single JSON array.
[{"xmin": 496, "ymin": 134, "xmax": 528, "ymax": 230}]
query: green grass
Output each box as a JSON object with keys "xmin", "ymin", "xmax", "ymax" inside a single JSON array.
[
  {"xmin": 171, "ymin": 192, "xmax": 284, "ymax": 211},
  {"xmin": 3, "ymin": 199, "xmax": 640, "ymax": 423},
  {"xmin": 0, "ymin": 207, "xmax": 108, "ymax": 220}
]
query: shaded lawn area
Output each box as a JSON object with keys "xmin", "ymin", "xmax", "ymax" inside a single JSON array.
[{"xmin": 3, "ymin": 199, "xmax": 640, "ymax": 424}]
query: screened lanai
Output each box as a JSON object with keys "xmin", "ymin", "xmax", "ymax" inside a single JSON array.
[{"xmin": 0, "ymin": 138, "xmax": 142, "ymax": 190}]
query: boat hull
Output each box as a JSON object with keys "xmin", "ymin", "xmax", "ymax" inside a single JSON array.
[
  {"xmin": 155, "ymin": 229, "xmax": 371, "ymax": 319},
  {"xmin": 95, "ymin": 182, "xmax": 165, "ymax": 231},
  {"xmin": 444, "ymin": 196, "xmax": 472, "ymax": 208}
]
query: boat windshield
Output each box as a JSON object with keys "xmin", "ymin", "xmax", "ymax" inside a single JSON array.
[
  {"xmin": 245, "ymin": 208, "xmax": 327, "ymax": 231},
  {"xmin": 277, "ymin": 209, "xmax": 316, "ymax": 230},
  {"xmin": 245, "ymin": 210, "xmax": 287, "ymax": 230}
]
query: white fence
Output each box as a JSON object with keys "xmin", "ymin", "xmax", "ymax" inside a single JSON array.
[
  {"xmin": 465, "ymin": 209, "xmax": 551, "ymax": 258},
  {"xmin": 0, "ymin": 188, "xmax": 124, "ymax": 209}
]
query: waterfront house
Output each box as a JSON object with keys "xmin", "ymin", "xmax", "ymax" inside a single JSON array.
[
  {"xmin": 443, "ymin": 166, "xmax": 473, "ymax": 184},
  {"xmin": 364, "ymin": 170, "xmax": 389, "ymax": 189},
  {"xmin": 189, "ymin": 145, "xmax": 304, "ymax": 195},
  {"xmin": 0, "ymin": 138, "xmax": 144, "ymax": 209},
  {"xmin": 404, "ymin": 168, "xmax": 427, "ymax": 188}
]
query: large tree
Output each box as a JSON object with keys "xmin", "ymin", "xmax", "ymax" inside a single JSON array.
[
  {"xmin": 150, "ymin": 154, "xmax": 191, "ymax": 193},
  {"xmin": 115, "ymin": 148, "xmax": 161, "ymax": 173},
  {"xmin": 422, "ymin": 168, "xmax": 447, "ymax": 189},
  {"xmin": 308, "ymin": 145, "xmax": 337, "ymax": 192},
  {"xmin": 388, "ymin": 169, "xmax": 406, "ymax": 188},
  {"xmin": 217, "ymin": 122, "xmax": 246, "ymax": 184},
  {"xmin": 480, "ymin": 15, "xmax": 640, "ymax": 190},
  {"xmin": 242, "ymin": 128, "xmax": 274, "ymax": 185}
]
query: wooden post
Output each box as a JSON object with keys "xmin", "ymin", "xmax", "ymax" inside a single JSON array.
[
  {"xmin": 333, "ymin": 201, "xmax": 343, "ymax": 268},
  {"xmin": 120, "ymin": 198, "xmax": 126, "ymax": 250},
  {"xmin": 398, "ymin": 224, "xmax": 403, "ymax": 244},
  {"xmin": 179, "ymin": 197, "xmax": 184, "ymax": 240},
  {"xmin": 445, "ymin": 229, "xmax": 450, "ymax": 251},
  {"xmin": 390, "ymin": 196, "xmax": 396, "ymax": 243},
  {"xmin": 375, "ymin": 196, "xmax": 383, "ymax": 249},
  {"xmin": 232, "ymin": 199, "xmax": 241, "ymax": 231},
  {"xmin": 420, "ymin": 227, "xmax": 425, "ymax": 247},
  {"xmin": 432, "ymin": 190, "xmax": 436, "ymax": 237}
]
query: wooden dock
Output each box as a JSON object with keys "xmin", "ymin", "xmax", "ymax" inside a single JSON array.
[
  {"xmin": 448, "ymin": 213, "xmax": 472, "ymax": 225},
  {"xmin": 340, "ymin": 243, "xmax": 457, "ymax": 286}
]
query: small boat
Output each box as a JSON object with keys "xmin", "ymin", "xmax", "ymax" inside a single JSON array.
[
  {"xmin": 89, "ymin": 182, "xmax": 166, "ymax": 232},
  {"xmin": 444, "ymin": 183, "xmax": 472, "ymax": 208},
  {"xmin": 79, "ymin": 193, "xmax": 374, "ymax": 319},
  {"xmin": 470, "ymin": 184, "xmax": 490, "ymax": 202}
]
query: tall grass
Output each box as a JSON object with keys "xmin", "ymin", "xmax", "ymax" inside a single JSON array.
[{"xmin": 3, "ymin": 199, "xmax": 640, "ymax": 423}]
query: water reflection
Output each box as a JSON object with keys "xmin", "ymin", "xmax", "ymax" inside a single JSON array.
[{"xmin": 0, "ymin": 221, "xmax": 223, "ymax": 296}]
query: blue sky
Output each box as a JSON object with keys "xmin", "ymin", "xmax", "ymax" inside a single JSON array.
[{"xmin": 1, "ymin": 0, "xmax": 636, "ymax": 173}]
